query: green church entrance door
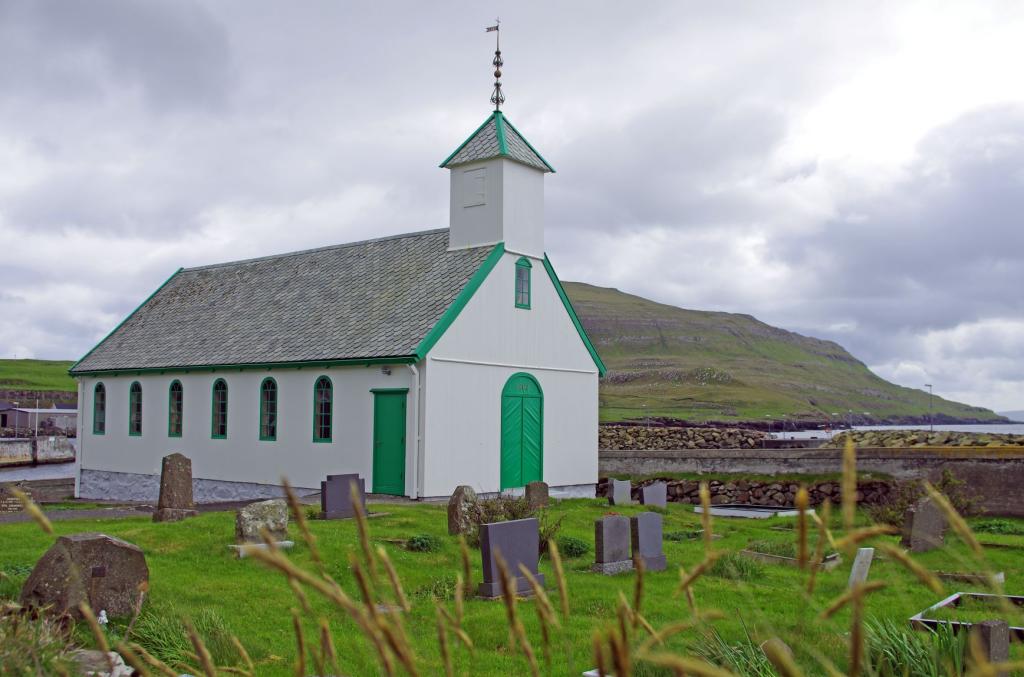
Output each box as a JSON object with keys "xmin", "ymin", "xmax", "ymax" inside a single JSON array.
[
  {"xmin": 372, "ymin": 389, "xmax": 407, "ymax": 495},
  {"xmin": 500, "ymin": 373, "xmax": 543, "ymax": 490}
]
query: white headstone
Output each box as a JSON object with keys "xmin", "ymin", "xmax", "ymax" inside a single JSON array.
[{"xmin": 847, "ymin": 547, "xmax": 874, "ymax": 588}]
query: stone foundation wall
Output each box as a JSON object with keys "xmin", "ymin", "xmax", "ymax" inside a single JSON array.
[
  {"xmin": 599, "ymin": 446, "xmax": 1024, "ymax": 516},
  {"xmin": 79, "ymin": 469, "xmax": 318, "ymax": 504},
  {"xmin": 596, "ymin": 477, "xmax": 896, "ymax": 507}
]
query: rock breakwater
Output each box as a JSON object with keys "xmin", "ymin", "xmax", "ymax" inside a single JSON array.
[{"xmin": 599, "ymin": 425, "xmax": 765, "ymax": 450}]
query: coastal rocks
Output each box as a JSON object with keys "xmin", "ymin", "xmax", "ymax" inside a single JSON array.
[
  {"xmin": 599, "ymin": 425, "xmax": 765, "ymax": 451},
  {"xmin": 597, "ymin": 477, "xmax": 896, "ymax": 508},
  {"xmin": 828, "ymin": 430, "xmax": 1024, "ymax": 448}
]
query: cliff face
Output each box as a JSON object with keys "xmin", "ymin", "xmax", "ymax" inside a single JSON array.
[{"xmin": 564, "ymin": 282, "xmax": 1005, "ymax": 425}]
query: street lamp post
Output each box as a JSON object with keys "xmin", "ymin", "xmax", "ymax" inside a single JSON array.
[{"xmin": 925, "ymin": 384, "xmax": 933, "ymax": 432}]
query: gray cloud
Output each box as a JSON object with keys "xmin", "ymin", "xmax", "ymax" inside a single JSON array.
[{"xmin": 0, "ymin": 0, "xmax": 1022, "ymax": 410}]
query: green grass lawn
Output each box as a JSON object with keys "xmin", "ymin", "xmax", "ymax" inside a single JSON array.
[
  {"xmin": 0, "ymin": 358, "xmax": 76, "ymax": 393},
  {"xmin": 1, "ymin": 501, "xmax": 1021, "ymax": 675}
]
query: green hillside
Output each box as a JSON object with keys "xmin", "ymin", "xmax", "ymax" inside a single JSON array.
[
  {"xmin": 564, "ymin": 282, "xmax": 1005, "ymax": 425},
  {"xmin": 0, "ymin": 359, "xmax": 76, "ymax": 393}
]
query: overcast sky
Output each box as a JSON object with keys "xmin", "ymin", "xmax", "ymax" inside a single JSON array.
[{"xmin": 1, "ymin": 1, "xmax": 1022, "ymax": 412}]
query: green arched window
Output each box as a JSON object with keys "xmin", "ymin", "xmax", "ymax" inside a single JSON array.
[
  {"xmin": 168, "ymin": 380, "xmax": 183, "ymax": 437},
  {"xmin": 515, "ymin": 257, "xmax": 532, "ymax": 309},
  {"xmin": 260, "ymin": 378, "xmax": 278, "ymax": 441},
  {"xmin": 93, "ymin": 382, "xmax": 106, "ymax": 435},
  {"xmin": 128, "ymin": 381, "xmax": 142, "ymax": 436},
  {"xmin": 211, "ymin": 379, "xmax": 228, "ymax": 439},
  {"xmin": 313, "ymin": 376, "xmax": 333, "ymax": 443}
]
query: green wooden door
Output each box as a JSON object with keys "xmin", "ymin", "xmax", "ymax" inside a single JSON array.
[
  {"xmin": 500, "ymin": 374, "xmax": 543, "ymax": 490},
  {"xmin": 372, "ymin": 390, "xmax": 407, "ymax": 495}
]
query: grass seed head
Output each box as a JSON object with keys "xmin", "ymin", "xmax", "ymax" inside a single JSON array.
[{"xmin": 842, "ymin": 439, "xmax": 857, "ymax": 531}]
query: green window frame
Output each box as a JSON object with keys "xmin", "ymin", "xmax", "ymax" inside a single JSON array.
[
  {"xmin": 259, "ymin": 377, "xmax": 278, "ymax": 441},
  {"xmin": 211, "ymin": 378, "xmax": 228, "ymax": 439},
  {"xmin": 313, "ymin": 376, "xmax": 333, "ymax": 443},
  {"xmin": 515, "ymin": 257, "xmax": 532, "ymax": 309},
  {"xmin": 128, "ymin": 381, "xmax": 142, "ymax": 436},
  {"xmin": 168, "ymin": 380, "xmax": 183, "ymax": 437},
  {"xmin": 93, "ymin": 382, "xmax": 106, "ymax": 435}
]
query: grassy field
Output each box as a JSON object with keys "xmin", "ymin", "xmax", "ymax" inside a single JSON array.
[
  {"xmin": 2, "ymin": 500, "xmax": 1021, "ymax": 675},
  {"xmin": 0, "ymin": 358, "xmax": 75, "ymax": 393},
  {"xmin": 564, "ymin": 282, "xmax": 1005, "ymax": 425}
]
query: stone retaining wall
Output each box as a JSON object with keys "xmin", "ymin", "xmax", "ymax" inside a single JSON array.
[
  {"xmin": 599, "ymin": 425, "xmax": 765, "ymax": 450},
  {"xmin": 599, "ymin": 446, "xmax": 1024, "ymax": 516},
  {"xmin": 597, "ymin": 477, "xmax": 896, "ymax": 507}
]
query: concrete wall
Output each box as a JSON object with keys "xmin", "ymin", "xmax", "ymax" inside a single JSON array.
[
  {"xmin": 77, "ymin": 365, "xmax": 416, "ymax": 500},
  {"xmin": 599, "ymin": 446, "xmax": 1024, "ymax": 516},
  {"xmin": 0, "ymin": 437, "xmax": 75, "ymax": 467},
  {"xmin": 423, "ymin": 251, "xmax": 600, "ymax": 497}
]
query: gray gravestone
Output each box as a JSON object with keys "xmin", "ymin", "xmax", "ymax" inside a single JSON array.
[
  {"xmin": 447, "ymin": 485, "xmax": 480, "ymax": 535},
  {"xmin": 847, "ymin": 547, "xmax": 875, "ymax": 588},
  {"xmin": 20, "ymin": 533, "xmax": 149, "ymax": 618},
  {"xmin": 900, "ymin": 497, "xmax": 946, "ymax": 553},
  {"xmin": 525, "ymin": 481, "xmax": 549, "ymax": 510},
  {"xmin": 235, "ymin": 499, "xmax": 288, "ymax": 543},
  {"xmin": 630, "ymin": 512, "xmax": 667, "ymax": 571},
  {"xmin": 974, "ymin": 620, "xmax": 1009, "ymax": 676},
  {"xmin": 640, "ymin": 482, "xmax": 667, "ymax": 508},
  {"xmin": 592, "ymin": 515, "xmax": 633, "ymax": 575},
  {"xmin": 477, "ymin": 518, "xmax": 544, "ymax": 598},
  {"xmin": 320, "ymin": 474, "xmax": 365, "ymax": 519},
  {"xmin": 608, "ymin": 479, "xmax": 632, "ymax": 506},
  {"xmin": 152, "ymin": 453, "xmax": 198, "ymax": 522}
]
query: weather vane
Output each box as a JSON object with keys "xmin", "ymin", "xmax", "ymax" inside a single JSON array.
[{"xmin": 486, "ymin": 19, "xmax": 504, "ymax": 110}]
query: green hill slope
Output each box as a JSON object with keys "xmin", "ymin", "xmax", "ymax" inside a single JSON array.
[
  {"xmin": 0, "ymin": 359, "xmax": 76, "ymax": 393},
  {"xmin": 564, "ymin": 282, "xmax": 1004, "ymax": 425}
]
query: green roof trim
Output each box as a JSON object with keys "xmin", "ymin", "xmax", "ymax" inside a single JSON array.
[
  {"xmin": 542, "ymin": 255, "xmax": 607, "ymax": 376},
  {"xmin": 69, "ymin": 267, "xmax": 185, "ymax": 376},
  {"xmin": 414, "ymin": 242, "xmax": 505, "ymax": 359},
  {"xmin": 439, "ymin": 111, "xmax": 554, "ymax": 173}
]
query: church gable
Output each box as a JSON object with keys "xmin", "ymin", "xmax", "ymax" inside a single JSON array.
[{"xmin": 70, "ymin": 230, "xmax": 495, "ymax": 374}]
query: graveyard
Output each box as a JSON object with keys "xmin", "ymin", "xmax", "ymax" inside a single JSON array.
[{"xmin": 3, "ymin": 485, "xmax": 1024, "ymax": 675}]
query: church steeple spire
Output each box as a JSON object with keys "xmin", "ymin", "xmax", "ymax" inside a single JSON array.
[{"xmin": 487, "ymin": 20, "xmax": 504, "ymax": 111}]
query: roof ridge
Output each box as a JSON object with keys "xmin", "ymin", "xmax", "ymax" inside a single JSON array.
[{"xmin": 183, "ymin": 227, "xmax": 452, "ymax": 272}]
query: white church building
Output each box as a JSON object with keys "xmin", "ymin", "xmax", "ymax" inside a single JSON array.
[{"xmin": 70, "ymin": 101, "xmax": 605, "ymax": 502}]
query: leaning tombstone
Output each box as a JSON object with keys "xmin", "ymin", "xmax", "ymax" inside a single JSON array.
[
  {"xmin": 477, "ymin": 518, "xmax": 544, "ymax": 598},
  {"xmin": 848, "ymin": 547, "xmax": 875, "ymax": 588},
  {"xmin": 229, "ymin": 499, "xmax": 294, "ymax": 558},
  {"xmin": 974, "ymin": 620, "xmax": 1009, "ymax": 677},
  {"xmin": 608, "ymin": 479, "xmax": 632, "ymax": 506},
  {"xmin": 152, "ymin": 453, "xmax": 199, "ymax": 522},
  {"xmin": 447, "ymin": 485, "xmax": 480, "ymax": 535},
  {"xmin": 525, "ymin": 481, "xmax": 549, "ymax": 510},
  {"xmin": 591, "ymin": 514, "xmax": 634, "ymax": 575},
  {"xmin": 20, "ymin": 533, "xmax": 149, "ymax": 618},
  {"xmin": 640, "ymin": 482, "xmax": 667, "ymax": 508},
  {"xmin": 320, "ymin": 473, "xmax": 365, "ymax": 519},
  {"xmin": 900, "ymin": 496, "xmax": 946, "ymax": 553},
  {"xmin": 630, "ymin": 512, "xmax": 667, "ymax": 571}
]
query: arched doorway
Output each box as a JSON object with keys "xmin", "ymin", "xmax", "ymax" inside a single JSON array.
[{"xmin": 500, "ymin": 373, "xmax": 543, "ymax": 489}]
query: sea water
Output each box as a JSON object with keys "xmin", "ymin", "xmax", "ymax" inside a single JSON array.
[{"xmin": 774, "ymin": 423, "xmax": 1024, "ymax": 440}]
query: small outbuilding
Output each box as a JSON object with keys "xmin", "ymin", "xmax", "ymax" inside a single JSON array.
[{"xmin": 70, "ymin": 100, "xmax": 605, "ymax": 502}]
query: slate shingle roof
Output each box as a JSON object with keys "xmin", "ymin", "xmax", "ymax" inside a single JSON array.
[
  {"xmin": 441, "ymin": 111, "xmax": 554, "ymax": 173},
  {"xmin": 70, "ymin": 229, "xmax": 495, "ymax": 374}
]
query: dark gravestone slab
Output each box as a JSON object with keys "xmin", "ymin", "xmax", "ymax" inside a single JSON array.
[
  {"xmin": 592, "ymin": 515, "xmax": 633, "ymax": 575},
  {"xmin": 0, "ymin": 484, "xmax": 23, "ymax": 513},
  {"xmin": 320, "ymin": 474, "xmax": 365, "ymax": 519},
  {"xmin": 477, "ymin": 518, "xmax": 544, "ymax": 598},
  {"xmin": 975, "ymin": 620, "xmax": 1009, "ymax": 676},
  {"xmin": 20, "ymin": 533, "xmax": 149, "ymax": 618},
  {"xmin": 630, "ymin": 512, "xmax": 667, "ymax": 571},
  {"xmin": 640, "ymin": 482, "xmax": 667, "ymax": 508},
  {"xmin": 152, "ymin": 453, "xmax": 198, "ymax": 522},
  {"xmin": 608, "ymin": 479, "xmax": 632, "ymax": 506},
  {"xmin": 525, "ymin": 481, "xmax": 549, "ymax": 510},
  {"xmin": 447, "ymin": 485, "xmax": 480, "ymax": 535},
  {"xmin": 900, "ymin": 497, "xmax": 946, "ymax": 553}
]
